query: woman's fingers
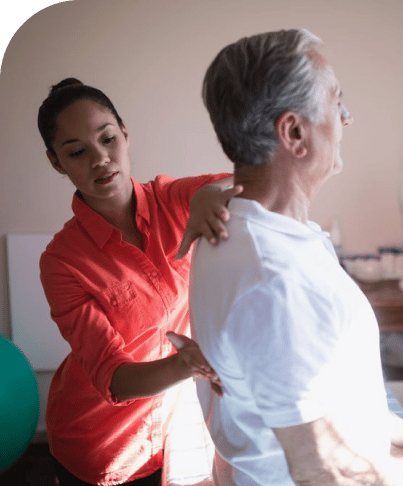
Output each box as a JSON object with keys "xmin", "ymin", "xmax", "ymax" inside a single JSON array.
[
  {"xmin": 176, "ymin": 221, "xmax": 217, "ymax": 259},
  {"xmin": 176, "ymin": 229, "xmax": 193, "ymax": 260},
  {"xmin": 176, "ymin": 184, "xmax": 243, "ymax": 260},
  {"xmin": 167, "ymin": 332, "xmax": 223, "ymax": 396},
  {"xmin": 222, "ymin": 184, "xmax": 244, "ymax": 202},
  {"xmin": 210, "ymin": 382, "xmax": 224, "ymax": 397},
  {"xmin": 199, "ymin": 184, "xmax": 244, "ymax": 240},
  {"xmin": 208, "ymin": 213, "xmax": 228, "ymax": 240},
  {"xmin": 166, "ymin": 331, "xmax": 186, "ymax": 350}
]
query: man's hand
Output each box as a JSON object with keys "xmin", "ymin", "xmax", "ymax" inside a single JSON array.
[
  {"xmin": 176, "ymin": 183, "xmax": 243, "ymax": 259},
  {"xmin": 390, "ymin": 411, "xmax": 403, "ymax": 482},
  {"xmin": 273, "ymin": 417, "xmax": 395, "ymax": 485},
  {"xmin": 167, "ymin": 331, "xmax": 223, "ymax": 396}
]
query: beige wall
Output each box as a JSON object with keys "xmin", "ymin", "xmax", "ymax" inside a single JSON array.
[{"xmin": 1, "ymin": 0, "xmax": 403, "ymax": 336}]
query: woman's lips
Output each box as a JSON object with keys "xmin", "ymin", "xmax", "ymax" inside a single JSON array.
[{"xmin": 95, "ymin": 172, "xmax": 118, "ymax": 184}]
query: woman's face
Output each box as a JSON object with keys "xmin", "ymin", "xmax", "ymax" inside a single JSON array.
[{"xmin": 47, "ymin": 99, "xmax": 132, "ymax": 206}]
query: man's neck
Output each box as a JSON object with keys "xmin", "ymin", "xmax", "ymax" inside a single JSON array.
[{"xmin": 234, "ymin": 163, "xmax": 311, "ymax": 224}]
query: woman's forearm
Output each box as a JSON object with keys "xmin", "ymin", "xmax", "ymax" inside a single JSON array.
[
  {"xmin": 208, "ymin": 175, "xmax": 234, "ymax": 190},
  {"xmin": 110, "ymin": 354, "xmax": 191, "ymax": 402},
  {"xmin": 110, "ymin": 333, "xmax": 222, "ymax": 401}
]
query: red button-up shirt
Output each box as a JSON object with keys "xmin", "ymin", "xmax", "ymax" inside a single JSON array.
[{"xmin": 40, "ymin": 174, "xmax": 226, "ymax": 485}]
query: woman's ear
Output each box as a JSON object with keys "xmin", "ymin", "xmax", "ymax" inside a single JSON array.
[
  {"xmin": 46, "ymin": 150, "xmax": 66, "ymax": 175},
  {"xmin": 120, "ymin": 122, "xmax": 130, "ymax": 146},
  {"xmin": 275, "ymin": 111, "xmax": 308, "ymax": 159}
]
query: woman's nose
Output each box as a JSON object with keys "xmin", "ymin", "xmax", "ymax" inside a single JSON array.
[{"xmin": 91, "ymin": 147, "xmax": 110, "ymax": 168}]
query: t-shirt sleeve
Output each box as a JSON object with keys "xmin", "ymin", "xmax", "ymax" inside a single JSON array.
[
  {"xmin": 227, "ymin": 276, "xmax": 341, "ymax": 428},
  {"xmin": 40, "ymin": 251, "xmax": 136, "ymax": 406}
]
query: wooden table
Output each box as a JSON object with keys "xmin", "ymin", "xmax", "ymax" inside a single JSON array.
[{"xmin": 358, "ymin": 279, "xmax": 403, "ymax": 332}]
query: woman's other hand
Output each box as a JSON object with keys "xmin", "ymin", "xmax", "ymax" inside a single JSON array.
[
  {"xmin": 167, "ymin": 332, "xmax": 223, "ymax": 396},
  {"xmin": 176, "ymin": 182, "xmax": 243, "ymax": 259}
]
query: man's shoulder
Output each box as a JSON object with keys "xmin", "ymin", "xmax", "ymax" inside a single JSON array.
[
  {"xmin": 192, "ymin": 217, "xmax": 264, "ymax": 282},
  {"xmin": 192, "ymin": 205, "xmax": 304, "ymax": 283}
]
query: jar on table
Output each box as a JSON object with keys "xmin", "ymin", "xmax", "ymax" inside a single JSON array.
[
  {"xmin": 352, "ymin": 254, "xmax": 381, "ymax": 282},
  {"xmin": 378, "ymin": 247, "xmax": 399, "ymax": 279}
]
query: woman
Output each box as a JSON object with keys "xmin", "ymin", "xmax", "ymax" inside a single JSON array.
[{"xmin": 37, "ymin": 78, "xmax": 241, "ymax": 485}]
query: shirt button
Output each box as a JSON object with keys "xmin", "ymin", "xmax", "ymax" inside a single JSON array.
[
  {"xmin": 151, "ymin": 270, "xmax": 158, "ymax": 278},
  {"xmin": 111, "ymin": 298, "xmax": 118, "ymax": 307}
]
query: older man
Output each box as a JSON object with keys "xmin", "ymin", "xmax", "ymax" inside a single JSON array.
[{"xmin": 187, "ymin": 29, "xmax": 403, "ymax": 485}]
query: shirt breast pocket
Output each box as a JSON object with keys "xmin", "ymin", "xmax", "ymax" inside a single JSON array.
[
  {"xmin": 102, "ymin": 280, "xmax": 137, "ymax": 310},
  {"xmin": 98, "ymin": 281, "xmax": 152, "ymax": 340}
]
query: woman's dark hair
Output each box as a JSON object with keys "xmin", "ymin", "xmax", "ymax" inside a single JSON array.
[{"xmin": 37, "ymin": 78, "xmax": 123, "ymax": 154}]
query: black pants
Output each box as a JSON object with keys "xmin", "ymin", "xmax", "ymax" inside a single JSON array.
[{"xmin": 52, "ymin": 456, "xmax": 162, "ymax": 486}]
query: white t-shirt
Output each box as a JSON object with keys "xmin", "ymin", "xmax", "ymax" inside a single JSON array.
[{"xmin": 190, "ymin": 198, "xmax": 391, "ymax": 486}]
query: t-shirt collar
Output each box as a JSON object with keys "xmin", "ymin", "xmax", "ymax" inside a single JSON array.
[{"xmin": 228, "ymin": 198, "xmax": 330, "ymax": 240}]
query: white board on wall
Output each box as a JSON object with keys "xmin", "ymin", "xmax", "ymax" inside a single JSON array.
[{"xmin": 6, "ymin": 233, "xmax": 70, "ymax": 371}]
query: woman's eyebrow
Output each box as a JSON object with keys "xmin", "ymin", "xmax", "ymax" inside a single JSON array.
[{"xmin": 62, "ymin": 123, "xmax": 113, "ymax": 146}]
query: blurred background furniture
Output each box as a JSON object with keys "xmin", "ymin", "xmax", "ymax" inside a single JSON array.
[
  {"xmin": 361, "ymin": 279, "xmax": 403, "ymax": 332},
  {"xmin": 359, "ymin": 280, "xmax": 403, "ymax": 383}
]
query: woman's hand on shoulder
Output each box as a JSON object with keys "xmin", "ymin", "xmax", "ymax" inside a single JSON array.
[
  {"xmin": 176, "ymin": 182, "xmax": 243, "ymax": 259},
  {"xmin": 167, "ymin": 331, "xmax": 223, "ymax": 396}
]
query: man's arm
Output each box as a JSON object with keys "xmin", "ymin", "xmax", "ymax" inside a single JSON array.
[
  {"xmin": 273, "ymin": 416, "xmax": 395, "ymax": 486},
  {"xmin": 390, "ymin": 411, "xmax": 403, "ymax": 482}
]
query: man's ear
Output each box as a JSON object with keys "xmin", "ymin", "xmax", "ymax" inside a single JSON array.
[
  {"xmin": 275, "ymin": 111, "xmax": 308, "ymax": 158},
  {"xmin": 46, "ymin": 150, "xmax": 66, "ymax": 175}
]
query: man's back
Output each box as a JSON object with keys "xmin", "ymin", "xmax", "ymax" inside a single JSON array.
[{"xmin": 190, "ymin": 198, "xmax": 390, "ymax": 486}]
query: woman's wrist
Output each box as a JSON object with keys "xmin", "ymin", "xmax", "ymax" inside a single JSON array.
[
  {"xmin": 110, "ymin": 355, "xmax": 193, "ymax": 402},
  {"xmin": 171, "ymin": 351, "xmax": 194, "ymax": 382}
]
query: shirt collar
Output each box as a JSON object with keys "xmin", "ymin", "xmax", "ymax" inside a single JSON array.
[
  {"xmin": 71, "ymin": 177, "xmax": 151, "ymax": 248},
  {"xmin": 228, "ymin": 198, "xmax": 330, "ymax": 240},
  {"xmin": 131, "ymin": 177, "xmax": 150, "ymax": 227}
]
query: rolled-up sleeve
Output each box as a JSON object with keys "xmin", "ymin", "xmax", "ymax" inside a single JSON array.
[{"xmin": 40, "ymin": 253, "xmax": 136, "ymax": 405}]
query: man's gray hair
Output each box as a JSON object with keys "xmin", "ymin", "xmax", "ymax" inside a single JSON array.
[{"xmin": 202, "ymin": 29, "xmax": 325, "ymax": 167}]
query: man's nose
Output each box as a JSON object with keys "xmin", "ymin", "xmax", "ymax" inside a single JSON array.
[{"xmin": 341, "ymin": 104, "xmax": 353, "ymax": 126}]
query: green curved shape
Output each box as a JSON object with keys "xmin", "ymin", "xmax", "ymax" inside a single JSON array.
[{"xmin": 0, "ymin": 335, "xmax": 40, "ymax": 472}]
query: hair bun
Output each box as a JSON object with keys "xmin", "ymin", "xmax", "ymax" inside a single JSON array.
[{"xmin": 50, "ymin": 78, "xmax": 84, "ymax": 94}]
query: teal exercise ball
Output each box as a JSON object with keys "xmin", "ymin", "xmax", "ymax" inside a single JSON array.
[{"xmin": 0, "ymin": 335, "xmax": 39, "ymax": 472}]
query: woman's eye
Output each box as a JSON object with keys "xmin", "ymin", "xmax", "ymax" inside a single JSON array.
[
  {"xmin": 104, "ymin": 136, "xmax": 116, "ymax": 144},
  {"xmin": 69, "ymin": 149, "xmax": 85, "ymax": 158}
]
